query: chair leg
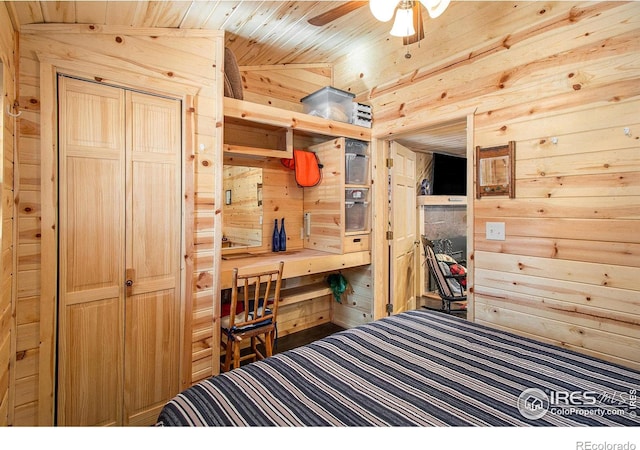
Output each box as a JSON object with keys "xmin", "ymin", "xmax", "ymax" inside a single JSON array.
[
  {"xmin": 223, "ymin": 338, "xmax": 233, "ymax": 373},
  {"xmin": 233, "ymin": 340, "xmax": 241, "ymax": 370},
  {"xmin": 264, "ymin": 331, "xmax": 273, "ymax": 358},
  {"xmin": 251, "ymin": 337, "xmax": 259, "ymax": 362}
]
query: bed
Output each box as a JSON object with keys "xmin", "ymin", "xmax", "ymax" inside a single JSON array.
[{"xmin": 157, "ymin": 309, "xmax": 639, "ymax": 426}]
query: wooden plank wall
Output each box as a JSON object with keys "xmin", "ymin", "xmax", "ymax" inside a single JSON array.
[
  {"xmin": 261, "ymin": 166, "xmax": 304, "ymax": 251},
  {"xmin": 13, "ymin": 26, "xmax": 223, "ymax": 426},
  {"xmin": 336, "ymin": 2, "xmax": 640, "ymax": 369},
  {"xmin": 333, "ymin": 265, "xmax": 375, "ymax": 329},
  {"xmin": 239, "ymin": 64, "xmax": 333, "ymax": 111},
  {"xmin": 0, "ymin": 2, "xmax": 16, "ymax": 427},
  {"xmin": 278, "ymin": 275, "xmax": 333, "ymax": 336}
]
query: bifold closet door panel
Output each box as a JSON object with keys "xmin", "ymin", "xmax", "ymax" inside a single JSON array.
[
  {"xmin": 123, "ymin": 92, "xmax": 182, "ymax": 425},
  {"xmin": 57, "ymin": 77, "xmax": 126, "ymax": 426},
  {"xmin": 58, "ymin": 77, "xmax": 183, "ymax": 426}
]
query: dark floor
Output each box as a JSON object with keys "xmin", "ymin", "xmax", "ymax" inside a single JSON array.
[{"xmin": 274, "ymin": 322, "xmax": 345, "ymax": 354}]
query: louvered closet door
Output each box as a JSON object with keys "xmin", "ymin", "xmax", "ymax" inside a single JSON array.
[{"xmin": 58, "ymin": 76, "xmax": 182, "ymax": 426}]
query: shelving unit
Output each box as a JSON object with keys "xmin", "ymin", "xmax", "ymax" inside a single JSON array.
[
  {"xmin": 220, "ymin": 97, "xmax": 374, "ymax": 338},
  {"xmin": 223, "ymin": 97, "xmax": 371, "ymax": 159},
  {"xmin": 303, "ymin": 137, "xmax": 371, "ymax": 254}
]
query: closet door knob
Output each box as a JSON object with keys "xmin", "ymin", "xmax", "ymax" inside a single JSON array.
[{"xmin": 125, "ymin": 269, "xmax": 135, "ymax": 287}]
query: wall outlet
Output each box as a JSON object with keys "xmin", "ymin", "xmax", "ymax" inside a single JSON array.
[{"xmin": 486, "ymin": 222, "xmax": 506, "ymax": 241}]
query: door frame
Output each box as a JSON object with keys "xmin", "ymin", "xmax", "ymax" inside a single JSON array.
[
  {"xmin": 38, "ymin": 60, "xmax": 197, "ymax": 425},
  {"xmin": 372, "ymin": 113, "xmax": 475, "ymax": 321}
]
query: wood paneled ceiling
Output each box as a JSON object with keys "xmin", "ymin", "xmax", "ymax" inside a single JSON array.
[
  {"xmin": 395, "ymin": 119, "xmax": 467, "ymax": 157},
  {"xmin": 5, "ymin": 0, "xmax": 480, "ymax": 154},
  {"xmin": 5, "ymin": 1, "xmax": 392, "ymax": 65}
]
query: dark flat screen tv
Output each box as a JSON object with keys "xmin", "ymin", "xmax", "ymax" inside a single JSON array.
[{"xmin": 432, "ymin": 153, "xmax": 467, "ymax": 196}]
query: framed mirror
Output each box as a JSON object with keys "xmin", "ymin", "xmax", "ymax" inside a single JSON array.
[
  {"xmin": 476, "ymin": 141, "xmax": 515, "ymax": 199},
  {"xmin": 222, "ymin": 165, "xmax": 263, "ymax": 249}
]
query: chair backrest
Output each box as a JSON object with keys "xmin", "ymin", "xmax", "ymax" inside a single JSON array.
[
  {"xmin": 423, "ymin": 238, "xmax": 465, "ymax": 301},
  {"xmin": 228, "ymin": 261, "xmax": 284, "ymax": 331}
]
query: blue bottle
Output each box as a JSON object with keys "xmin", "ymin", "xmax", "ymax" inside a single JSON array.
[
  {"xmin": 272, "ymin": 219, "xmax": 280, "ymax": 252},
  {"xmin": 279, "ymin": 218, "xmax": 286, "ymax": 252}
]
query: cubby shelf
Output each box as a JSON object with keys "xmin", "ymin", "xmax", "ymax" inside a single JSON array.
[{"xmin": 223, "ymin": 97, "xmax": 371, "ymax": 158}]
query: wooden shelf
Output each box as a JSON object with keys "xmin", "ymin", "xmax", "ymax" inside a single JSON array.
[
  {"xmin": 224, "ymin": 97, "xmax": 371, "ymax": 143},
  {"xmin": 280, "ymin": 282, "xmax": 333, "ymax": 307},
  {"xmin": 417, "ymin": 195, "xmax": 467, "ymax": 206},
  {"xmin": 223, "ymin": 142, "xmax": 292, "ymax": 159},
  {"xmin": 223, "ymin": 113, "xmax": 294, "ymax": 158}
]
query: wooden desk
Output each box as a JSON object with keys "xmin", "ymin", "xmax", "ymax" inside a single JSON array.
[{"xmin": 219, "ymin": 248, "xmax": 371, "ymax": 290}]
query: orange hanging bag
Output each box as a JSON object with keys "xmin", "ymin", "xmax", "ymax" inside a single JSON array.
[{"xmin": 281, "ymin": 149, "xmax": 323, "ymax": 187}]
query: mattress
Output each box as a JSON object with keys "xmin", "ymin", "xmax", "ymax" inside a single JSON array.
[{"xmin": 157, "ymin": 309, "xmax": 639, "ymax": 426}]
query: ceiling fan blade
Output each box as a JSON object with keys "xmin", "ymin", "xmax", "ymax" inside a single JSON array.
[
  {"xmin": 308, "ymin": 1, "xmax": 369, "ymax": 26},
  {"xmin": 403, "ymin": 2, "xmax": 425, "ymax": 45}
]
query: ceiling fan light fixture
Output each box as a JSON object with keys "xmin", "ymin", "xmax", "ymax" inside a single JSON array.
[
  {"xmin": 369, "ymin": 0, "xmax": 398, "ymax": 22},
  {"xmin": 390, "ymin": 3, "xmax": 415, "ymax": 37},
  {"xmin": 419, "ymin": 0, "xmax": 451, "ymax": 18}
]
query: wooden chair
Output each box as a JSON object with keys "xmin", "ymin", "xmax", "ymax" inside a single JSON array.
[
  {"xmin": 220, "ymin": 261, "xmax": 284, "ymax": 372},
  {"xmin": 422, "ymin": 237, "xmax": 467, "ymax": 314}
]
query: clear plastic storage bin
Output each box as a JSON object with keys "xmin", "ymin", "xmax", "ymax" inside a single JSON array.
[
  {"xmin": 345, "ymin": 201, "xmax": 369, "ymax": 232},
  {"xmin": 345, "ymin": 188, "xmax": 369, "ymax": 202},
  {"xmin": 345, "ymin": 153, "xmax": 369, "ymax": 184},
  {"xmin": 345, "ymin": 138, "xmax": 368, "ymax": 155},
  {"xmin": 300, "ymin": 87, "xmax": 355, "ymax": 123}
]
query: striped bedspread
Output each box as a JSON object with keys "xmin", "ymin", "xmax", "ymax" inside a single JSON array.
[{"xmin": 157, "ymin": 310, "xmax": 639, "ymax": 426}]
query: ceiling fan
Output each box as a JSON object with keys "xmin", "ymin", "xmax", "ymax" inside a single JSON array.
[
  {"xmin": 308, "ymin": 1, "xmax": 450, "ymax": 45},
  {"xmin": 307, "ymin": 1, "xmax": 369, "ymax": 27}
]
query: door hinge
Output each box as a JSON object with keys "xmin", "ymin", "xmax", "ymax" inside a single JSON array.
[
  {"xmin": 386, "ymin": 158, "xmax": 393, "ymax": 168},
  {"xmin": 386, "ymin": 303, "xmax": 394, "ymax": 314},
  {"xmin": 386, "ymin": 230, "xmax": 393, "ymax": 240}
]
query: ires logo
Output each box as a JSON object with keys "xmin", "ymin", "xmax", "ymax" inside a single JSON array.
[
  {"xmin": 518, "ymin": 388, "xmax": 601, "ymax": 420},
  {"xmin": 517, "ymin": 388, "xmax": 551, "ymax": 420},
  {"xmin": 518, "ymin": 387, "xmax": 637, "ymax": 421},
  {"xmin": 549, "ymin": 391, "xmax": 599, "ymax": 406}
]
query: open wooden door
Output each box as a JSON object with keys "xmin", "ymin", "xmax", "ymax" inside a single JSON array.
[{"xmin": 389, "ymin": 141, "xmax": 418, "ymax": 314}]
